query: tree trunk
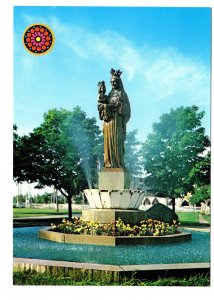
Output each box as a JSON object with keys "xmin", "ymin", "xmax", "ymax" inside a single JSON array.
[
  {"xmin": 58, "ymin": 188, "xmax": 72, "ymax": 220},
  {"xmin": 67, "ymin": 195, "xmax": 72, "ymax": 220},
  {"xmin": 172, "ymin": 197, "xmax": 175, "ymax": 212},
  {"xmin": 55, "ymin": 189, "xmax": 59, "ymax": 212}
]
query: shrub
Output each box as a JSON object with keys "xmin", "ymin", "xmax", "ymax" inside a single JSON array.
[{"xmin": 145, "ymin": 203, "xmax": 178, "ymax": 224}]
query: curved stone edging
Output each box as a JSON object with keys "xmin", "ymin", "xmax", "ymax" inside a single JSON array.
[
  {"xmin": 13, "ymin": 257, "xmax": 210, "ymax": 283},
  {"xmin": 39, "ymin": 228, "xmax": 192, "ymax": 246}
]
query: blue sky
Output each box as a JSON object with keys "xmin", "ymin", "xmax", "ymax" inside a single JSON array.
[{"xmin": 14, "ymin": 6, "xmax": 211, "ymax": 141}]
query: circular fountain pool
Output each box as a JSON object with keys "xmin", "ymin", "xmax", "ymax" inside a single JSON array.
[{"xmin": 13, "ymin": 226, "xmax": 210, "ymax": 265}]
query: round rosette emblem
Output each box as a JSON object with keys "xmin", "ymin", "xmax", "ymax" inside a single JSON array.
[{"xmin": 23, "ymin": 24, "xmax": 54, "ymax": 55}]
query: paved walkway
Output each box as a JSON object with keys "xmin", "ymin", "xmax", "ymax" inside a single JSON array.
[
  {"xmin": 13, "ymin": 213, "xmax": 81, "ymax": 227},
  {"xmin": 13, "ymin": 215, "xmax": 72, "ymax": 227},
  {"xmin": 199, "ymin": 214, "xmax": 210, "ymax": 225},
  {"xmin": 13, "ymin": 216, "xmax": 65, "ymax": 227}
]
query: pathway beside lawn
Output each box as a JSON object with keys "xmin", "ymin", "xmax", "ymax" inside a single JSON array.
[{"xmin": 199, "ymin": 214, "xmax": 210, "ymax": 225}]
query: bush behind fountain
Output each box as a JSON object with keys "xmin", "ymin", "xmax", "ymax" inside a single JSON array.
[{"xmin": 145, "ymin": 203, "xmax": 179, "ymax": 223}]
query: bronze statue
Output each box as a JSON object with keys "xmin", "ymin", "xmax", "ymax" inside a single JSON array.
[{"xmin": 98, "ymin": 68, "xmax": 131, "ymax": 169}]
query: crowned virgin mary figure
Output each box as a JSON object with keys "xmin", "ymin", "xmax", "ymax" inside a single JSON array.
[{"xmin": 97, "ymin": 69, "xmax": 131, "ymax": 169}]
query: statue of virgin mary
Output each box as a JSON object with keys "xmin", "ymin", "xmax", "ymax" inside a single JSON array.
[{"xmin": 97, "ymin": 69, "xmax": 131, "ymax": 169}]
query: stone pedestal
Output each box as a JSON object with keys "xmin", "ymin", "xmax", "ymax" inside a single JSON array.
[
  {"xmin": 82, "ymin": 208, "xmax": 145, "ymax": 225},
  {"xmin": 83, "ymin": 168, "xmax": 144, "ymax": 222},
  {"xmin": 98, "ymin": 168, "xmax": 130, "ymax": 190}
]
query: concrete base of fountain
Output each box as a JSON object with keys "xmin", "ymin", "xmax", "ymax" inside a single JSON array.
[
  {"xmin": 84, "ymin": 189, "xmax": 144, "ymax": 210},
  {"xmin": 83, "ymin": 165, "xmax": 149, "ymax": 225},
  {"xmin": 82, "ymin": 208, "xmax": 145, "ymax": 224},
  {"xmin": 39, "ymin": 228, "xmax": 192, "ymax": 246},
  {"xmin": 38, "ymin": 168, "xmax": 191, "ymax": 247}
]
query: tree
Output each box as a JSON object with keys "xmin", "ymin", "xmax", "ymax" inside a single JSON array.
[
  {"xmin": 13, "ymin": 124, "xmax": 23, "ymax": 181},
  {"xmin": 187, "ymin": 150, "xmax": 210, "ymax": 187},
  {"xmin": 124, "ymin": 130, "xmax": 144, "ymax": 188},
  {"xmin": 187, "ymin": 149, "xmax": 210, "ymax": 206},
  {"xmin": 14, "ymin": 107, "xmax": 101, "ymax": 219},
  {"xmin": 189, "ymin": 185, "xmax": 210, "ymax": 206},
  {"xmin": 142, "ymin": 106, "xmax": 210, "ymax": 211}
]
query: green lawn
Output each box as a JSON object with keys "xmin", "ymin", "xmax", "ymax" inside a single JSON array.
[
  {"xmin": 177, "ymin": 212, "xmax": 210, "ymax": 225},
  {"xmin": 13, "ymin": 271, "xmax": 210, "ymax": 286},
  {"xmin": 177, "ymin": 212, "xmax": 199, "ymax": 223},
  {"xmin": 13, "ymin": 208, "xmax": 81, "ymax": 218}
]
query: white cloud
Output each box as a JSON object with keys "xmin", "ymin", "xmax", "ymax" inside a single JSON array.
[
  {"xmin": 50, "ymin": 17, "xmax": 88, "ymax": 57},
  {"xmin": 49, "ymin": 17, "xmax": 143, "ymax": 78},
  {"xmin": 22, "ymin": 14, "xmax": 37, "ymax": 25},
  {"xmin": 142, "ymin": 48, "xmax": 209, "ymax": 104},
  {"xmin": 47, "ymin": 17, "xmax": 209, "ymax": 108},
  {"xmin": 20, "ymin": 55, "xmax": 39, "ymax": 74}
]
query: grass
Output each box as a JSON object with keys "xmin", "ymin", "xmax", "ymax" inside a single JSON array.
[
  {"xmin": 13, "ymin": 271, "xmax": 210, "ymax": 286},
  {"xmin": 13, "ymin": 208, "xmax": 81, "ymax": 218},
  {"xmin": 177, "ymin": 211, "xmax": 210, "ymax": 226},
  {"xmin": 177, "ymin": 212, "xmax": 201, "ymax": 225}
]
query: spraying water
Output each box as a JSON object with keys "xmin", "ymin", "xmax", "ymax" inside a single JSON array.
[{"xmin": 70, "ymin": 119, "xmax": 93, "ymax": 189}]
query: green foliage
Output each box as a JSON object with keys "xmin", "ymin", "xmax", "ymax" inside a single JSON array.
[
  {"xmin": 13, "ymin": 194, "xmax": 26, "ymax": 204},
  {"xmin": 13, "ymin": 193, "xmax": 66, "ymax": 205},
  {"xmin": 13, "ymin": 125, "xmax": 24, "ymax": 181},
  {"xmin": 187, "ymin": 152, "xmax": 210, "ymax": 187},
  {"xmin": 145, "ymin": 274, "xmax": 210, "ymax": 287},
  {"xmin": 73, "ymin": 194, "xmax": 83, "ymax": 204},
  {"xmin": 145, "ymin": 203, "xmax": 178, "ymax": 224},
  {"xmin": 13, "ymin": 107, "xmax": 101, "ymax": 219},
  {"xmin": 189, "ymin": 185, "xmax": 210, "ymax": 205},
  {"xmin": 13, "ymin": 271, "xmax": 210, "ymax": 286},
  {"xmin": 33, "ymin": 193, "xmax": 52, "ymax": 204},
  {"xmin": 36, "ymin": 193, "xmax": 65, "ymax": 204},
  {"xmin": 142, "ymin": 106, "xmax": 210, "ymax": 199}
]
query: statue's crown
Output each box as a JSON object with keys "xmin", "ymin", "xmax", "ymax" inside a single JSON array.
[
  {"xmin": 110, "ymin": 68, "xmax": 122, "ymax": 77},
  {"xmin": 98, "ymin": 81, "xmax": 105, "ymax": 87}
]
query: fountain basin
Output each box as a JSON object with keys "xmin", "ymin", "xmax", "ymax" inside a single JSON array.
[
  {"xmin": 39, "ymin": 228, "xmax": 191, "ymax": 246},
  {"xmin": 14, "ymin": 226, "xmax": 210, "ymax": 265},
  {"xmin": 84, "ymin": 189, "xmax": 144, "ymax": 209}
]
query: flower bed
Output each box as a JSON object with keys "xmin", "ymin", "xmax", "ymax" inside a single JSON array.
[{"xmin": 50, "ymin": 217, "xmax": 179, "ymax": 237}]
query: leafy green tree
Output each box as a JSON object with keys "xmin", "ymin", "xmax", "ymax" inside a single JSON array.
[
  {"xmin": 142, "ymin": 106, "xmax": 210, "ymax": 211},
  {"xmin": 14, "ymin": 107, "xmax": 101, "ymax": 219},
  {"xmin": 187, "ymin": 151, "xmax": 210, "ymax": 206},
  {"xmin": 189, "ymin": 185, "xmax": 210, "ymax": 205},
  {"xmin": 13, "ymin": 194, "xmax": 25, "ymax": 205},
  {"xmin": 13, "ymin": 124, "xmax": 23, "ymax": 181},
  {"xmin": 125, "ymin": 130, "xmax": 144, "ymax": 188},
  {"xmin": 187, "ymin": 151, "xmax": 210, "ymax": 187}
]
